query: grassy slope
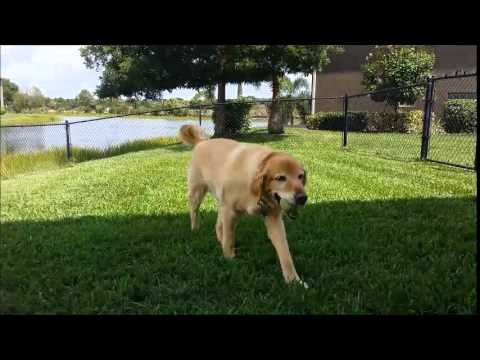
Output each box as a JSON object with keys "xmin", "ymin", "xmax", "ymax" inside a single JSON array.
[
  {"xmin": 0, "ymin": 128, "xmax": 476, "ymax": 314},
  {"xmin": 0, "ymin": 112, "xmax": 211, "ymax": 124},
  {"xmin": 0, "ymin": 114, "xmax": 62, "ymax": 125},
  {"xmin": 0, "ymin": 137, "xmax": 180, "ymax": 177}
]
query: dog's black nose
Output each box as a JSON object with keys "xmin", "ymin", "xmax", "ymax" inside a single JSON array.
[{"xmin": 295, "ymin": 193, "xmax": 308, "ymax": 206}]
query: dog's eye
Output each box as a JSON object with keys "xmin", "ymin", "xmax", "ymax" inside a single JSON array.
[
  {"xmin": 275, "ymin": 175, "xmax": 287, "ymax": 182},
  {"xmin": 298, "ymin": 174, "xmax": 304, "ymax": 180}
]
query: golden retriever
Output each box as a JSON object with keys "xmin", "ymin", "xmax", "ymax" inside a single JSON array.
[{"xmin": 179, "ymin": 125, "xmax": 308, "ymax": 288}]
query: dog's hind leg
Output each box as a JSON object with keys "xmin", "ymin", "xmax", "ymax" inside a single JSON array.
[
  {"xmin": 215, "ymin": 212, "xmax": 223, "ymax": 243},
  {"xmin": 187, "ymin": 166, "xmax": 207, "ymax": 232},
  {"xmin": 219, "ymin": 207, "xmax": 237, "ymax": 259},
  {"xmin": 188, "ymin": 185, "xmax": 207, "ymax": 231}
]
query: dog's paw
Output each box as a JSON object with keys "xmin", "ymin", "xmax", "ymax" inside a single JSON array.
[{"xmin": 222, "ymin": 250, "xmax": 236, "ymax": 259}]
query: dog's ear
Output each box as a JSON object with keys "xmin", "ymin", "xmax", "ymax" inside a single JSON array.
[
  {"xmin": 251, "ymin": 152, "xmax": 277, "ymax": 200},
  {"xmin": 250, "ymin": 170, "xmax": 266, "ymax": 199}
]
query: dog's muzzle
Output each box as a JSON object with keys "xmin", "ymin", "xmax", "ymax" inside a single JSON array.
[{"xmin": 294, "ymin": 192, "xmax": 308, "ymax": 206}]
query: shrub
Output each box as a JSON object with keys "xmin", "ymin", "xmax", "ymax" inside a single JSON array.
[
  {"xmin": 305, "ymin": 112, "xmax": 368, "ymax": 131},
  {"xmin": 212, "ymin": 100, "xmax": 253, "ymax": 136},
  {"xmin": 95, "ymin": 104, "xmax": 106, "ymax": 114},
  {"xmin": 443, "ymin": 99, "xmax": 477, "ymax": 133},
  {"xmin": 366, "ymin": 111, "xmax": 444, "ymax": 134},
  {"xmin": 306, "ymin": 110, "xmax": 444, "ymax": 134},
  {"xmin": 367, "ymin": 111, "xmax": 425, "ymax": 133}
]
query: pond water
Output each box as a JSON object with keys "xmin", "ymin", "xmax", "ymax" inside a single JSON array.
[{"xmin": 0, "ymin": 117, "xmax": 267, "ymax": 154}]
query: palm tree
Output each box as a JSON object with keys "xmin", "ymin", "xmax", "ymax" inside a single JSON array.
[
  {"xmin": 236, "ymin": 81, "xmax": 263, "ymax": 99},
  {"xmin": 237, "ymin": 83, "xmax": 243, "ymax": 98},
  {"xmin": 278, "ymin": 76, "xmax": 311, "ymax": 125}
]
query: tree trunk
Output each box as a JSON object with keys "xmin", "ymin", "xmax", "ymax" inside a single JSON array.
[
  {"xmin": 237, "ymin": 83, "xmax": 243, "ymax": 99},
  {"xmin": 268, "ymin": 74, "xmax": 284, "ymax": 134},
  {"xmin": 214, "ymin": 81, "xmax": 227, "ymax": 138}
]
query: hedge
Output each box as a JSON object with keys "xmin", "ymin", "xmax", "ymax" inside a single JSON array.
[
  {"xmin": 442, "ymin": 99, "xmax": 477, "ymax": 133},
  {"xmin": 305, "ymin": 112, "xmax": 368, "ymax": 131},
  {"xmin": 306, "ymin": 110, "xmax": 444, "ymax": 134},
  {"xmin": 212, "ymin": 100, "xmax": 253, "ymax": 136}
]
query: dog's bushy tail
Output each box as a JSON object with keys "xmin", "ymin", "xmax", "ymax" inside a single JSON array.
[{"xmin": 178, "ymin": 125, "xmax": 208, "ymax": 147}]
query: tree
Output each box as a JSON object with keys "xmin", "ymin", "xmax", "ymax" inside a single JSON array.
[
  {"xmin": 246, "ymin": 45, "xmax": 342, "ymax": 134},
  {"xmin": 277, "ymin": 76, "xmax": 311, "ymax": 125},
  {"xmin": 361, "ymin": 45, "xmax": 435, "ymax": 112},
  {"xmin": 12, "ymin": 92, "xmax": 29, "ymax": 112},
  {"xmin": 80, "ymin": 45, "xmax": 271, "ymax": 137},
  {"xmin": 1, "ymin": 78, "xmax": 19, "ymax": 107},
  {"xmin": 26, "ymin": 87, "xmax": 46, "ymax": 109},
  {"xmin": 75, "ymin": 89, "xmax": 96, "ymax": 111},
  {"xmin": 191, "ymin": 89, "xmax": 214, "ymax": 105}
]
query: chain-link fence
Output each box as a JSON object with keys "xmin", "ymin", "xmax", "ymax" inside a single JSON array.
[
  {"xmin": 0, "ymin": 99, "xmax": 300, "ymax": 160},
  {"xmin": 426, "ymin": 74, "xmax": 477, "ymax": 168},
  {"xmin": 0, "ymin": 122, "xmax": 67, "ymax": 154},
  {"xmin": 338, "ymin": 73, "xmax": 476, "ymax": 169},
  {"xmin": 1, "ymin": 74, "xmax": 476, "ymax": 173},
  {"xmin": 344, "ymin": 83, "xmax": 428, "ymax": 162}
]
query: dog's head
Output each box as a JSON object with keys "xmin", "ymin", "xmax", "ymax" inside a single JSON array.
[{"xmin": 251, "ymin": 152, "xmax": 308, "ymax": 208}]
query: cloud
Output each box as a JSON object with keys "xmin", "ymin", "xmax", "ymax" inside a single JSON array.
[{"xmin": 1, "ymin": 45, "xmax": 101, "ymax": 98}]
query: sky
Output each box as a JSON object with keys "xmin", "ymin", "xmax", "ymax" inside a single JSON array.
[{"xmin": 1, "ymin": 45, "xmax": 311, "ymax": 100}]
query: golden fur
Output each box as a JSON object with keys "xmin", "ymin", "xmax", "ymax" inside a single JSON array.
[{"xmin": 179, "ymin": 125, "xmax": 308, "ymax": 287}]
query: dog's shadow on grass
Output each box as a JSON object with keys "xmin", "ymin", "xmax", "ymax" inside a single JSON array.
[
  {"xmin": 234, "ymin": 128, "xmax": 296, "ymax": 144},
  {"xmin": 1, "ymin": 196, "xmax": 475, "ymax": 314}
]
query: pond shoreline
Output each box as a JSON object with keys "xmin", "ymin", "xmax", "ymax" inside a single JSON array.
[
  {"xmin": 1, "ymin": 112, "xmax": 215, "ymax": 126},
  {"xmin": 1, "ymin": 117, "xmax": 268, "ymax": 158}
]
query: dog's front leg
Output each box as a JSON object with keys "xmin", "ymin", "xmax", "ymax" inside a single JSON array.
[
  {"xmin": 220, "ymin": 207, "xmax": 237, "ymax": 259},
  {"xmin": 264, "ymin": 214, "xmax": 306, "ymax": 287}
]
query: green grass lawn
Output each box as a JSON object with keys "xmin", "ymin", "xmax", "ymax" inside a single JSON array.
[{"xmin": 0, "ymin": 128, "xmax": 476, "ymax": 314}]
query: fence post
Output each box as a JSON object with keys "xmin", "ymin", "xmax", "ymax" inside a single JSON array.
[
  {"xmin": 343, "ymin": 94, "xmax": 348, "ymax": 147},
  {"xmin": 420, "ymin": 78, "xmax": 435, "ymax": 160},
  {"xmin": 65, "ymin": 120, "xmax": 72, "ymax": 160},
  {"xmin": 475, "ymin": 124, "xmax": 478, "ymax": 171}
]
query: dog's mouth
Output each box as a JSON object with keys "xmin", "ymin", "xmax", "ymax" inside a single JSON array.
[
  {"xmin": 274, "ymin": 193, "xmax": 281, "ymax": 204},
  {"xmin": 273, "ymin": 192, "xmax": 299, "ymax": 220}
]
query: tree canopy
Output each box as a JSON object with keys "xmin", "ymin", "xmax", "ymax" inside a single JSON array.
[
  {"xmin": 1, "ymin": 78, "xmax": 20, "ymax": 106},
  {"xmin": 361, "ymin": 45, "xmax": 435, "ymax": 111},
  {"xmin": 80, "ymin": 46, "xmax": 270, "ymax": 99},
  {"xmin": 80, "ymin": 45, "xmax": 342, "ymax": 135}
]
